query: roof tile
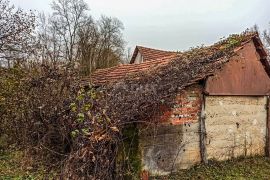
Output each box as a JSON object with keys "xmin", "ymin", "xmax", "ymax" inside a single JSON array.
[
  {"xmin": 130, "ymin": 46, "xmax": 178, "ymax": 63},
  {"xmin": 87, "ymin": 32, "xmax": 265, "ymax": 85}
]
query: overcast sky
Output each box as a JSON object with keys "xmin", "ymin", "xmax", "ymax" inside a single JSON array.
[{"xmin": 9, "ymin": 0, "xmax": 270, "ymax": 51}]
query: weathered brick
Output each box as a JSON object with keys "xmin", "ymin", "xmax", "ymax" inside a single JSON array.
[{"xmin": 139, "ymin": 84, "xmax": 203, "ymax": 175}]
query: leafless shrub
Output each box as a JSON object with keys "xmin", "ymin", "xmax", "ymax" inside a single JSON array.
[
  {"xmin": 0, "ymin": 64, "xmax": 80, "ymax": 168},
  {"xmin": 0, "ymin": 0, "xmax": 36, "ymax": 67}
]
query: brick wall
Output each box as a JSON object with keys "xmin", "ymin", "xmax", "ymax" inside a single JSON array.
[
  {"xmin": 139, "ymin": 84, "xmax": 203, "ymax": 175},
  {"xmin": 169, "ymin": 85, "xmax": 202, "ymax": 125}
]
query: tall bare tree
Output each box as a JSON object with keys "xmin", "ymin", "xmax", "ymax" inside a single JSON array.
[
  {"xmin": 37, "ymin": 13, "xmax": 63, "ymax": 65},
  {"xmin": 96, "ymin": 16, "xmax": 125, "ymax": 69},
  {"xmin": 0, "ymin": 0, "xmax": 35, "ymax": 67},
  {"xmin": 50, "ymin": 0, "xmax": 88, "ymax": 63},
  {"xmin": 37, "ymin": 0, "xmax": 125, "ymax": 74},
  {"xmin": 77, "ymin": 17, "xmax": 99, "ymax": 75},
  {"xmin": 78, "ymin": 16, "xmax": 125, "ymax": 75}
]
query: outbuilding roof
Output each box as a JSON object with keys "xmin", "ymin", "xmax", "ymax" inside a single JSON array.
[
  {"xmin": 90, "ymin": 55, "xmax": 175, "ymax": 84},
  {"xmin": 130, "ymin": 46, "xmax": 178, "ymax": 63},
  {"xmin": 88, "ymin": 32, "xmax": 269, "ymax": 86}
]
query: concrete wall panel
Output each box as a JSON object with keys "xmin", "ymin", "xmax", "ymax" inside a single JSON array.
[{"xmin": 205, "ymin": 96, "xmax": 267, "ymax": 161}]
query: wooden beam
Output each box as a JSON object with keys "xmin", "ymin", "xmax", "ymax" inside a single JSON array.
[
  {"xmin": 199, "ymin": 95, "xmax": 208, "ymax": 164},
  {"xmin": 266, "ymin": 96, "xmax": 270, "ymax": 157}
]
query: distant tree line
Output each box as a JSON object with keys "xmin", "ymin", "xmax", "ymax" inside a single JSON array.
[{"xmin": 0, "ymin": 0, "xmax": 126, "ymax": 75}]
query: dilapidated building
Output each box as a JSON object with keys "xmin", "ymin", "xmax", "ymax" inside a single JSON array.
[{"xmin": 91, "ymin": 33, "xmax": 270, "ymax": 176}]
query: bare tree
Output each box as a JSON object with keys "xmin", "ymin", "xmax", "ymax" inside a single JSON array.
[
  {"xmin": 124, "ymin": 47, "xmax": 132, "ymax": 64},
  {"xmin": 37, "ymin": 13, "xmax": 64, "ymax": 65},
  {"xmin": 36, "ymin": 0, "xmax": 125, "ymax": 74},
  {"xmin": 0, "ymin": 0, "xmax": 35, "ymax": 67},
  {"xmin": 78, "ymin": 17, "xmax": 99, "ymax": 75},
  {"xmin": 78, "ymin": 16, "xmax": 125, "ymax": 75},
  {"xmin": 50, "ymin": 0, "xmax": 88, "ymax": 63},
  {"xmin": 96, "ymin": 16, "xmax": 125, "ymax": 69}
]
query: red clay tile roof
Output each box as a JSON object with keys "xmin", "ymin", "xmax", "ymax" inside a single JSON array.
[
  {"xmin": 90, "ymin": 55, "xmax": 174, "ymax": 84},
  {"xmin": 130, "ymin": 46, "xmax": 178, "ymax": 64},
  {"xmin": 87, "ymin": 33, "xmax": 269, "ymax": 86}
]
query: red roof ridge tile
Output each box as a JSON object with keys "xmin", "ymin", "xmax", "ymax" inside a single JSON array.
[
  {"xmin": 130, "ymin": 45, "xmax": 178, "ymax": 64},
  {"xmin": 136, "ymin": 45, "xmax": 177, "ymax": 53}
]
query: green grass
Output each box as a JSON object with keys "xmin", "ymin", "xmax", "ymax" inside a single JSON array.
[
  {"xmin": 0, "ymin": 150, "xmax": 55, "ymax": 180},
  {"xmin": 2, "ymin": 150, "xmax": 270, "ymax": 180},
  {"xmin": 156, "ymin": 156, "xmax": 270, "ymax": 180}
]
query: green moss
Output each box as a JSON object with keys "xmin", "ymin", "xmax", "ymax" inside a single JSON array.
[{"xmin": 117, "ymin": 124, "xmax": 142, "ymax": 179}]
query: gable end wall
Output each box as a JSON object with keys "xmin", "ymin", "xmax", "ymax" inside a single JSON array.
[{"xmin": 205, "ymin": 41, "xmax": 270, "ymax": 95}]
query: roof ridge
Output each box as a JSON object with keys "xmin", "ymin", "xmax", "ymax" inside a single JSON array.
[
  {"xmin": 136, "ymin": 45, "xmax": 177, "ymax": 53},
  {"xmin": 129, "ymin": 45, "xmax": 178, "ymax": 63}
]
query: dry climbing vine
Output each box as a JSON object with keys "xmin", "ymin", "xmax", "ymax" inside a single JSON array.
[{"xmin": 63, "ymin": 31, "xmax": 258, "ymax": 179}]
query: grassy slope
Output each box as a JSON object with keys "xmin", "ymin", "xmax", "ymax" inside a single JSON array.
[{"xmin": 157, "ymin": 157, "xmax": 270, "ymax": 180}]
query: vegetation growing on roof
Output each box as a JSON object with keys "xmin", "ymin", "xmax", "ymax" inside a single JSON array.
[{"xmin": 91, "ymin": 31, "xmax": 257, "ymax": 84}]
